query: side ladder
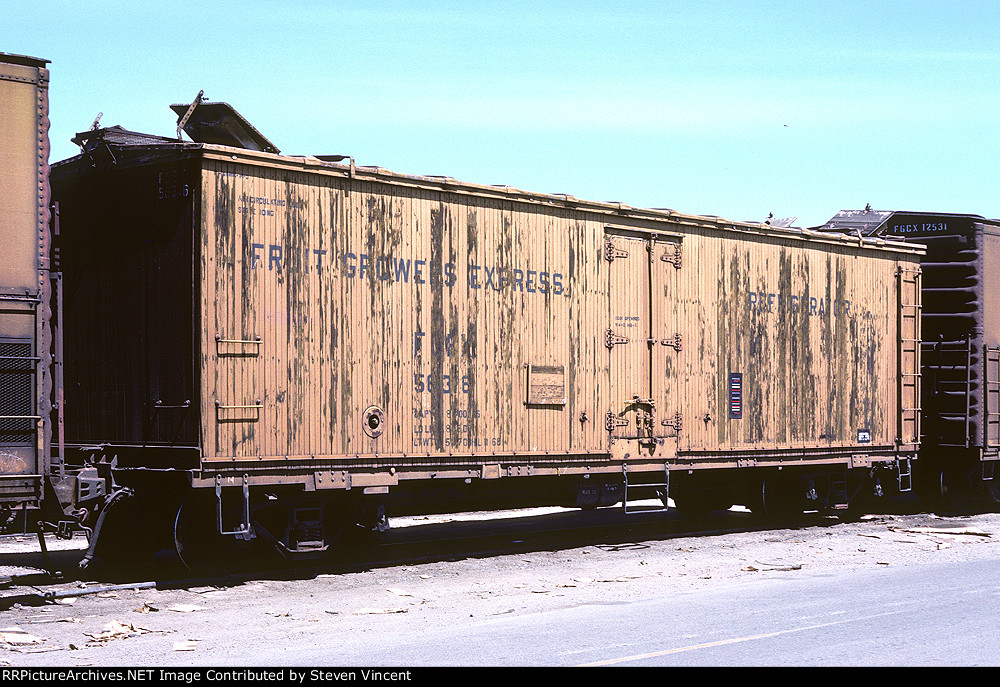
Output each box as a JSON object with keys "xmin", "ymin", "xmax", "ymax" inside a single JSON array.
[
  {"xmin": 622, "ymin": 466, "xmax": 670, "ymax": 514},
  {"xmin": 897, "ymin": 266, "xmax": 922, "ymax": 450}
]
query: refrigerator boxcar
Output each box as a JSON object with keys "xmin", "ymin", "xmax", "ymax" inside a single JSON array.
[{"xmin": 50, "ymin": 108, "xmax": 924, "ymax": 570}]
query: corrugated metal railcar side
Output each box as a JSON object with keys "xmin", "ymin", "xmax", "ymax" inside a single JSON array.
[
  {"xmin": 834, "ymin": 210, "xmax": 1000, "ymax": 510},
  {"xmin": 0, "ymin": 54, "xmax": 51, "ymax": 512}
]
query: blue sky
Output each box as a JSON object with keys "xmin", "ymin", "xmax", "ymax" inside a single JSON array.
[{"xmin": 5, "ymin": 1, "xmax": 999, "ymax": 227}]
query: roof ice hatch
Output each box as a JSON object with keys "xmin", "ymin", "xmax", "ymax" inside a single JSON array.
[{"xmin": 170, "ymin": 94, "xmax": 280, "ymax": 154}]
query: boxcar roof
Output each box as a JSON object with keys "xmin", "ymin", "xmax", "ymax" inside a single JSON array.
[
  {"xmin": 821, "ymin": 208, "xmax": 1000, "ymax": 237},
  {"xmin": 0, "ymin": 52, "xmax": 49, "ymax": 68},
  {"xmin": 53, "ymin": 128, "xmax": 925, "ymax": 257}
]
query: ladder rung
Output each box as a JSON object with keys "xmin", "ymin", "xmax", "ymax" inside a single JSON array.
[{"xmin": 623, "ymin": 472, "xmax": 669, "ymax": 514}]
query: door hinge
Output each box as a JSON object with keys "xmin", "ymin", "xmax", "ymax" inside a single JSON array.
[
  {"xmin": 606, "ymin": 328, "xmax": 630, "ymax": 349},
  {"xmin": 661, "ymin": 333, "xmax": 682, "ymax": 351},
  {"xmin": 661, "ymin": 243, "xmax": 682, "ymax": 268},
  {"xmin": 661, "ymin": 412, "xmax": 683, "ymax": 432},
  {"xmin": 605, "ymin": 237, "xmax": 629, "ymax": 262},
  {"xmin": 605, "ymin": 411, "xmax": 630, "ymax": 432}
]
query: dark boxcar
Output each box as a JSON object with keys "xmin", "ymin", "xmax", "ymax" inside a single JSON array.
[
  {"xmin": 51, "ymin": 109, "xmax": 923, "ymax": 570},
  {"xmin": 0, "ymin": 54, "xmax": 51, "ymax": 518},
  {"xmin": 822, "ymin": 208, "xmax": 1000, "ymax": 510}
]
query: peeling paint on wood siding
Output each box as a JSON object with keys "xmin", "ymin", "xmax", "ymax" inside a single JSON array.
[
  {"xmin": 189, "ymin": 153, "xmax": 920, "ymax": 475},
  {"xmin": 201, "ymin": 162, "xmax": 590, "ymax": 464},
  {"xmin": 666, "ymin": 229, "xmax": 904, "ymax": 454}
]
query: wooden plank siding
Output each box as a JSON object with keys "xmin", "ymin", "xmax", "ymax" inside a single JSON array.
[
  {"xmin": 194, "ymin": 149, "xmax": 923, "ymax": 482},
  {"xmin": 201, "ymin": 162, "xmax": 589, "ymax": 463},
  {"xmin": 678, "ymin": 233, "xmax": 901, "ymax": 453}
]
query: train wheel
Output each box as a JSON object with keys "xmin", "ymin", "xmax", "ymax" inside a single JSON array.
[
  {"xmin": 760, "ymin": 474, "xmax": 804, "ymax": 528},
  {"xmin": 913, "ymin": 463, "xmax": 946, "ymax": 512},
  {"xmin": 938, "ymin": 465, "xmax": 976, "ymax": 514},
  {"xmin": 951, "ymin": 465, "xmax": 1000, "ymax": 513},
  {"xmin": 92, "ymin": 493, "xmax": 171, "ymax": 567},
  {"xmin": 173, "ymin": 493, "xmax": 255, "ymax": 575},
  {"xmin": 90, "ymin": 497, "xmax": 133, "ymax": 565}
]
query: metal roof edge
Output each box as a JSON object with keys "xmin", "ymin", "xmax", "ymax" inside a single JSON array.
[
  {"xmin": 53, "ymin": 139, "xmax": 924, "ymax": 256},
  {"xmin": 0, "ymin": 53, "xmax": 50, "ymax": 68}
]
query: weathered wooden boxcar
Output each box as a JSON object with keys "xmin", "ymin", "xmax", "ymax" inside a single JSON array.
[
  {"xmin": 51, "ymin": 105, "xmax": 924, "ymax": 569},
  {"xmin": 0, "ymin": 53, "xmax": 52, "ymax": 518},
  {"xmin": 823, "ymin": 208, "xmax": 1000, "ymax": 511}
]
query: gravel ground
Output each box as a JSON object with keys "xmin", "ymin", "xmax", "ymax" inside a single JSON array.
[{"xmin": 2, "ymin": 505, "xmax": 999, "ymax": 667}]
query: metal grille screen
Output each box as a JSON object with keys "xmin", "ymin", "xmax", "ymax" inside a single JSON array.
[{"xmin": 0, "ymin": 341, "xmax": 34, "ymax": 445}]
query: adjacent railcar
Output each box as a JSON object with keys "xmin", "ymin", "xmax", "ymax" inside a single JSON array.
[
  {"xmin": 823, "ymin": 209, "xmax": 1000, "ymax": 510},
  {"xmin": 50, "ymin": 106, "xmax": 924, "ymax": 570},
  {"xmin": 0, "ymin": 53, "xmax": 52, "ymax": 521}
]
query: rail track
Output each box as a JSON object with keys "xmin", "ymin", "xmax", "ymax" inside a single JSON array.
[{"xmin": 1, "ymin": 501, "xmax": 859, "ymax": 608}]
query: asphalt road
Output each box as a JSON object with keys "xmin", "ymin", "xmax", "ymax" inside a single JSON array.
[{"xmin": 328, "ymin": 557, "xmax": 997, "ymax": 667}]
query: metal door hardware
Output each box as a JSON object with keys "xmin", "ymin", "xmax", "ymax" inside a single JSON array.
[
  {"xmin": 661, "ymin": 244, "xmax": 682, "ymax": 268},
  {"xmin": 661, "ymin": 412, "xmax": 683, "ymax": 431},
  {"xmin": 606, "ymin": 329, "xmax": 629, "ymax": 349},
  {"xmin": 604, "ymin": 237, "xmax": 630, "ymax": 261},
  {"xmin": 605, "ymin": 412, "xmax": 630, "ymax": 432},
  {"xmin": 661, "ymin": 334, "xmax": 682, "ymax": 350}
]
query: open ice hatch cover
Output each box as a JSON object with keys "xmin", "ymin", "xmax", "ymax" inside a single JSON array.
[{"xmin": 170, "ymin": 96, "xmax": 280, "ymax": 154}]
